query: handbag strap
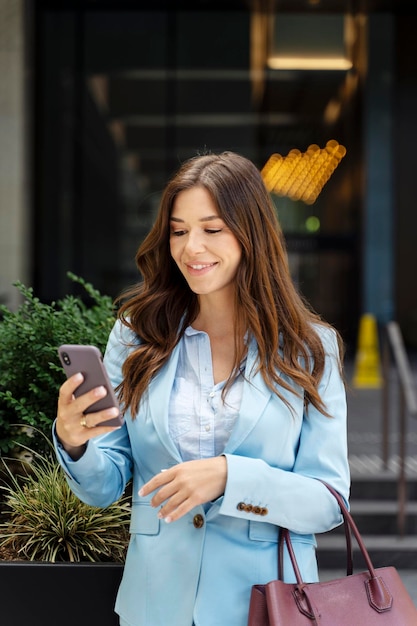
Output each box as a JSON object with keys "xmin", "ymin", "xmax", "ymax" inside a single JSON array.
[
  {"xmin": 278, "ymin": 481, "xmax": 370, "ymax": 582},
  {"xmin": 320, "ymin": 482, "xmax": 353, "ymax": 575},
  {"xmin": 278, "ymin": 481, "xmax": 394, "ymax": 614}
]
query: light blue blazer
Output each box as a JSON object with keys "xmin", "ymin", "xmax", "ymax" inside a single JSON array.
[{"xmin": 54, "ymin": 320, "xmax": 350, "ymax": 626}]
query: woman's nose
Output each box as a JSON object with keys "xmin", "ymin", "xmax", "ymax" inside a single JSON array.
[{"xmin": 184, "ymin": 230, "xmax": 205, "ymax": 253}]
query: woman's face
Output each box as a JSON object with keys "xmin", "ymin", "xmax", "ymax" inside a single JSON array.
[{"xmin": 169, "ymin": 186, "xmax": 242, "ymax": 300}]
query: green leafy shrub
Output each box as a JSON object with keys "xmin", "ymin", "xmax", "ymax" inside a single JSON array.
[
  {"xmin": 0, "ymin": 273, "xmax": 116, "ymax": 455},
  {"xmin": 0, "ymin": 437, "xmax": 130, "ymax": 562}
]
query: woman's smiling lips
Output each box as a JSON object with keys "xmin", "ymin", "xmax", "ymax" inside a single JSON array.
[{"xmin": 185, "ymin": 262, "xmax": 217, "ymax": 276}]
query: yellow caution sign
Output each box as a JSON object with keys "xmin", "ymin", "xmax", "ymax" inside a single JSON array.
[{"xmin": 352, "ymin": 313, "xmax": 383, "ymax": 388}]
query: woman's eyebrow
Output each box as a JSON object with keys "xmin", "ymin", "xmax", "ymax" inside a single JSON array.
[{"xmin": 170, "ymin": 215, "xmax": 221, "ymax": 223}]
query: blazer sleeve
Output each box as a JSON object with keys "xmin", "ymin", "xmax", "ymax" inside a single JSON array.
[
  {"xmin": 52, "ymin": 320, "xmax": 135, "ymax": 508},
  {"xmin": 219, "ymin": 327, "xmax": 350, "ymax": 534}
]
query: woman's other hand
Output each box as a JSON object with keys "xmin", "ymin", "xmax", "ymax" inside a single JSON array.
[{"xmin": 139, "ymin": 456, "xmax": 228, "ymax": 523}]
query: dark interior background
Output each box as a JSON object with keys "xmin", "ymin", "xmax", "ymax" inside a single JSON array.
[{"xmin": 28, "ymin": 0, "xmax": 417, "ymax": 351}]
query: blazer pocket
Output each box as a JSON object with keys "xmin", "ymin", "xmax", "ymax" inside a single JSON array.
[
  {"xmin": 129, "ymin": 502, "xmax": 160, "ymax": 535},
  {"xmin": 249, "ymin": 520, "xmax": 279, "ymax": 543},
  {"xmin": 249, "ymin": 521, "xmax": 316, "ymax": 549}
]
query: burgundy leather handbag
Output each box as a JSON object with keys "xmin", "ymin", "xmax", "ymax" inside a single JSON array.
[{"xmin": 248, "ymin": 482, "xmax": 417, "ymax": 625}]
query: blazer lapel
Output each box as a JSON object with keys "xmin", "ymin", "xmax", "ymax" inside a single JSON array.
[
  {"xmin": 146, "ymin": 341, "xmax": 183, "ymax": 461},
  {"xmin": 223, "ymin": 338, "xmax": 273, "ymax": 453}
]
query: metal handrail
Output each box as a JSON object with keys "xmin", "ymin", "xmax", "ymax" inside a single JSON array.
[{"xmin": 381, "ymin": 321, "xmax": 417, "ymax": 536}]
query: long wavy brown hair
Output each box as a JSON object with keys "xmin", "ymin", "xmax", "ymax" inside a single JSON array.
[{"xmin": 116, "ymin": 151, "xmax": 344, "ymax": 418}]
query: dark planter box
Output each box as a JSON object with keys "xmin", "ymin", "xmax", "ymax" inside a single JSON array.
[{"xmin": 0, "ymin": 561, "xmax": 123, "ymax": 626}]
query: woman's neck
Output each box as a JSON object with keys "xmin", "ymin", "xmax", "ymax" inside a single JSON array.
[
  {"xmin": 192, "ymin": 294, "xmax": 235, "ymax": 338},
  {"xmin": 192, "ymin": 296, "xmax": 241, "ymax": 385}
]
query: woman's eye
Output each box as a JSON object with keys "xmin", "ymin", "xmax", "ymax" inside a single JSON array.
[
  {"xmin": 205, "ymin": 229, "xmax": 222, "ymax": 234},
  {"xmin": 171, "ymin": 230, "xmax": 186, "ymax": 237}
]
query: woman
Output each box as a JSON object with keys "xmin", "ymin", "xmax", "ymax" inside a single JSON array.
[{"xmin": 55, "ymin": 151, "xmax": 350, "ymax": 626}]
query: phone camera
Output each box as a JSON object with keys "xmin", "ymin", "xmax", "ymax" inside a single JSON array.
[{"xmin": 62, "ymin": 352, "xmax": 71, "ymax": 366}]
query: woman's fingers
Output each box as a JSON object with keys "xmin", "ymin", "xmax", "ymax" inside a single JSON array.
[
  {"xmin": 59, "ymin": 374, "xmax": 107, "ymax": 414},
  {"xmin": 56, "ymin": 373, "xmax": 121, "ymax": 449},
  {"xmin": 58, "ymin": 372, "xmax": 84, "ymax": 402},
  {"xmin": 139, "ymin": 457, "xmax": 227, "ymax": 522}
]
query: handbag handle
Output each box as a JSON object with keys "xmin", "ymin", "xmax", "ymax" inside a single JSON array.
[
  {"xmin": 279, "ymin": 481, "xmax": 354, "ymax": 579},
  {"xmin": 277, "ymin": 481, "xmax": 395, "ymax": 615},
  {"xmin": 278, "ymin": 480, "xmax": 384, "ymax": 581}
]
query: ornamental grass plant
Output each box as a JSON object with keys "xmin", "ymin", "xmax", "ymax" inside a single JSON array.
[{"xmin": 0, "ymin": 436, "xmax": 130, "ymax": 562}]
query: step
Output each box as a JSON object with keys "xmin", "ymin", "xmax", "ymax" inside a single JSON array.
[
  {"xmin": 330, "ymin": 500, "xmax": 417, "ymax": 535},
  {"xmin": 317, "ymin": 532, "xmax": 417, "ymax": 569},
  {"xmin": 349, "ymin": 472, "xmax": 417, "ymax": 501}
]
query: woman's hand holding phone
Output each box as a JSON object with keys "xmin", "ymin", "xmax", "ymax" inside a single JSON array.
[{"xmin": 56, "ymin": 345, "xmax": 124, "ymax": 459}]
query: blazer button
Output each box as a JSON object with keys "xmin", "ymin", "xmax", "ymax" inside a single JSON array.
[
  {"xmin": 237, "ymin": 502, "xmax": 255, "ymax": 513},
  {"xmin": 260, "ymin": 507, "xmax": 268, "ymax": 516},
  {"xmin": 253, "ymin": 506, "xmax": 261, "ymax": 515},
  {"xmin": 193, "ymin": 514, "xmax": 204, "ymax": 529}
]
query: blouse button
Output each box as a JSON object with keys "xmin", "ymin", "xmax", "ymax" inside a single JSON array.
[{"xmin": 193, "ymin": 514, "xmax": 204, "ymax": 529}]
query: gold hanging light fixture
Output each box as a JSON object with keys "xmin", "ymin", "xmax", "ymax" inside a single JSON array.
[{"xmin": 261, "ymin": 140, "xmax": 347, "ymax": 204}]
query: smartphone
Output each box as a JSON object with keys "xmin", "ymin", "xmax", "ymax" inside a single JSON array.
[{"xmin": 58, "ymin": 344, "xmax": 124, "ymax": 427}]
